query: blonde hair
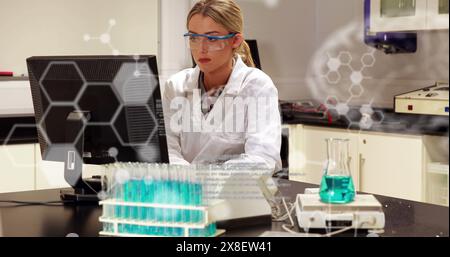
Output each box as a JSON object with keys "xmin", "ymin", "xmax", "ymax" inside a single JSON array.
[{"xmin": 187, "ymin": 0, "xmax": 256, "ymax": 68}]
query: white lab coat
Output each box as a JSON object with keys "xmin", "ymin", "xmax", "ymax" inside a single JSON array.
[{"xmin": 163, "ymin": 56, "xmax": 282, "ymax": 172}]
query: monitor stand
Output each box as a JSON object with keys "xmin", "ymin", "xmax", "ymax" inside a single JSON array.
[
  {"xmin": 60, "ymin": 177, "xmax": 102, "ymax": 203},
  {"xmin": 60, "ymin": 111, "xmax": 101, "ymax": 204}
]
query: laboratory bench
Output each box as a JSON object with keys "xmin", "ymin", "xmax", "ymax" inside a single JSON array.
[
  {"xmin": 2, "ymin": 103, "xmax": 448, "ymax": 146},
  {"xmin": 0, "ymin": 179, "xmax": 448, "ymax": 237},
  {"xmin": 0, "ymin": 77, "xmax": 29, "ymax": 81},
  {"xmin": 282, "ymin": 105, "xmax": 449, "ymax": 137}
]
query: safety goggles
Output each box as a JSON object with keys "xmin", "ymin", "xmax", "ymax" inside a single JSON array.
[{"xmin": 184, "ymin": 32, "xmax": 237, "ymax": 52}]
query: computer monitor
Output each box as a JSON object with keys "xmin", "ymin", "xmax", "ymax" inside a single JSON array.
[{"xmin": 27, "ymin": 55, "xmax": 169, "ymax": 202}]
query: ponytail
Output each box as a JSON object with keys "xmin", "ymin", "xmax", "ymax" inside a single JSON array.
[{"xmin": 236, "ymin": 40, "xmax": 255, "ymax": 68}]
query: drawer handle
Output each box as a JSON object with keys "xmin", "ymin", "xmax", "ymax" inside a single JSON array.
[{"xmin": 359, "ymin": 154, "xmax": 366, "ymax": 189}]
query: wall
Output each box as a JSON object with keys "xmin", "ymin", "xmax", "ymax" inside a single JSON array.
[
  {"xmin": 2, "ymin": 0, "xmax": 446, "ymax": 107},
  {"xmin": 159, "ymin": 0, "xmax": 192, "ymax": 95},
  {"xmin": 236, "ymin": 0, "xmax": 449, "ymax": 108},
  {"xmin": 236, "ymin": 0, "xmax": 316, "ymax": 96},
  {"xmin": 0, "ymin": 0, "xmax": 159, "ymax": 76}
]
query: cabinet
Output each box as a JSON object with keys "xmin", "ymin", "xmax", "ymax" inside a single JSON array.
[
  {"xmin": 427, "ymin": 0, "xmax": 450, "ymax": 29},
  {"xmin": 0, "ymin": 144, "xmax": 35, "ymax": 193},
  {"xmin": 288, "ymin": 125, "xmax": 425, "ymax": 202},
  {"xmin": 423, "ymin": 136, "xmax": 449, "ymax": 206},
  {"xmin": 1, "ymin": 143, "xmax": 100, "ymax": 192},
  {"xmin": 370, "ymin": 0, "xmax": 428, "ymax": 32},
  {"xmin": 370, "ymin": 0, "xmax": 449, "ymax": 32},
  {"xmin": 358, "ymin": 132, "xmax": 424, "ymax": 202}
]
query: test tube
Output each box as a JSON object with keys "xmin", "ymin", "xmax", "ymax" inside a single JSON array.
[
  {"xmin": 161, "ymin": 164, "xmax": 173, "ymax": 236},
  {"xmin": 133, "ymin": 163, "xmax": 145, "ymax": 235},
  {"xmin": 130, "ymin": 162, "xmax": 138, "ymax": 235},
  {"xmin": 175, "ymin": 165, "xmax": 186, "ymax": 236},
  {"xmin": 131, "ymin": 163, "xmax": 140, "ymax": 220},
  {"xmin": 154, "ymin": 164, "xmax": 164, "ymax": 235},
  {"xmin": 194, "ymin": 167, "xmax": 203, "ymax": 223},
  {"xmin": 113, "ymin": 163, "xmax": 123, "ymax": 233},
  {"xmin": 173, "ymin": 166, "xmax": 183, "ymax": 223},
  {"xmin": 125, "ymin": 163, "xmax": 136, "ymax": 233},
  {"xmin": 164, "ymin": 164, "xmax": 175, "ymax": 236},
  {"xmin": 142, "ymin": 163, "xmax": 154, "ymax": 235},
  {"xmin": 151, "ymin": 164, "xmax": 159, "ymax": 236},
  {"xmin": 197, "ymin": 166, "xmax": 205, "ymax": 223},
  {"xmin": 187, "ymin": 166, "xmax": 198, "ymax": 224},
  {"xmin": 179, "ymin": 167, "xmax": 190, "ymax": 224},
  {"xmin": 175, "ymin": 164, "xmax": 185, "ymax": 236},
  {"xmin": 101, "ymin": 164, "xmax": 112, "ymax": 219},
  {"xmin": 118, "ymin": 163, "xmax": 126, "ymax": 233},
  {"xmin": 166, "ymin": 165, "xmax": 174, "ymax": 236},
  {"xmin": 112, "ymin": 163, "xmax": 123, "ymax": 220}
]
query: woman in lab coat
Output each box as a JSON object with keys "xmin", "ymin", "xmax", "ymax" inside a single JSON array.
[{"xmin": 163, "ymin": 0, "xmax": 282, "ymax": 171}]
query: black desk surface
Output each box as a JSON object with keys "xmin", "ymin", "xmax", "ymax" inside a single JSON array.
[{"xmin": 0, "ymin": 180, "xmax": 448, "ymax": 237}]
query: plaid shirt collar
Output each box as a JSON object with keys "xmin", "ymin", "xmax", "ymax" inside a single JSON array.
[{"xmin": 199, "ymin": 72, "xmax": 225, "ymax": 114}]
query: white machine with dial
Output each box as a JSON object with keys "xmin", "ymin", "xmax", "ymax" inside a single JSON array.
[
  {"xmin": 295, "ymin": 194, "xmax": 385, "ymax": 230},
  {"xmin": 395, "ymin": 82, "xmax": 449, "ymax": 116}
]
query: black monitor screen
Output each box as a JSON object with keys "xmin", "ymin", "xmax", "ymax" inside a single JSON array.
[{"xmin": 27, "ymin": 55, "xmax": 169, "ymax": 165}]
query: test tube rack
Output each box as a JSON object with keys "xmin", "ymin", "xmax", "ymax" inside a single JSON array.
[{"xmin": 99, "ymin": 200, "xmax": 225, "ymax": 237}]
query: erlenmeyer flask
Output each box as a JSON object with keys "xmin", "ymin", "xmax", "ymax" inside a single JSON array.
[{"xmin": 319, "ymin": 138, "xmax": 355, "ymax": 204}]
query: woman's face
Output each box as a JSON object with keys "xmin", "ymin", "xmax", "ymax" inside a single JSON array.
[{"xmin": 188, "ymin": 14, "xmax": 242, "ymax": 73}]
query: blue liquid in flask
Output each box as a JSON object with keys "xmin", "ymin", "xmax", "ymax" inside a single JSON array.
[{"xmin": 319, "ymin": 175, "xmax": 355, "ymax": 204}]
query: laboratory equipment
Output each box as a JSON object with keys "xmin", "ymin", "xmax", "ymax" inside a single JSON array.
[
  {"xmin": 319, "ymin": 139, "xmax": 356, "ymax": 204},
  {"xmin": 27, "ymin": 55, "xmax": 169, "ymax": 203},
  {"xmin": 99, "ymin": 163, "xmax": 224, "ymax": 237},
  {"xmin": 280, "ymin": 100, "xmax": 341, "ymax": 125},
  {"xmin": 259, "ymin": 231, "xmax": 320, "ymax": 237},
  {"xmin": 364, "ymin": 0, "xmax": 417, "ymax": 54},
  {"xmin": 99, "ymin": 163, "xmax": 273, "ymax": 237},
  {"xmin": 296, "ymin": 193, "xmax": 385, "ymax": 230},
  {"xmin": 395, "ymin": 82, "xmax": 449, "ymax": 116}
]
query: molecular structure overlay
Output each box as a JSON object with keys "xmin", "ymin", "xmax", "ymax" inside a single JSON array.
[
  {"xmin": 306, "ymin": 22, "xmax": 387, "ymax": 134},
  {"xmin": 83, "ymin": 19, "xmax": 120, "ymax": 56},
  {"xmin": 321, "ymin": 48, "xmax": 385, "ymax": 132}
]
